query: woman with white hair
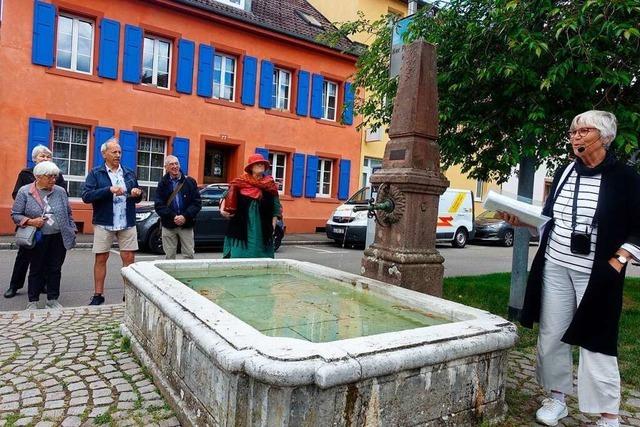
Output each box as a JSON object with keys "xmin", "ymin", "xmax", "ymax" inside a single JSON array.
[
  {"xmin": 11, "ymin": 161, "xmax": 76, "ymax": 310},
  {"xmin": 501, "ymin": 110, "xmax": 640, "ymax": 426},
  {"xmin": 4, "ymin": 145, "xmax": 66, "ymax": 299}
]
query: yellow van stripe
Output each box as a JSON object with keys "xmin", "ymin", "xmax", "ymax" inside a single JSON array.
[{"xmin": 448, "ymin": 192, "xmax": 466, "ymax": 213}]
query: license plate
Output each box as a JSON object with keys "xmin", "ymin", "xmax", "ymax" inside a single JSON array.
[{"xmin": 334, "ymin": 228, "xmax": 345, "ymax": 234}]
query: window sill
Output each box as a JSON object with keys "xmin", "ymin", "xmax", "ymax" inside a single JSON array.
[
  {"xmin": 132, "ymin": 84, "xmax": 181, "ymax": 98},
  {"xmin": 265, "ymin": 109, "xmax": 300, "ymax": 120},
  {"xmin": 45, "ymin": 68, "xmax": 103, "ymax": 84},
  {"xmin": 279, "ymin": 195, "xmax": 294, "ymax": 201},
  {"xmin": 316, "ymin": 119, "xmax": 345, "ymax": 128},
  {"xmin": 205, "ymin": 98, "xmax": 246, "ymax": 110},
  {"xmin": 310, "ymin": 197, "xmax": 340, "ymax": 204}
]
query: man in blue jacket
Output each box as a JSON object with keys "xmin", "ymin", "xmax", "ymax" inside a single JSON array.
[
  {"xmin": 154, "ymin": 155, "xmax": 201, "ymax": 259},
  {"xmin": 82, "ymin": 138, "xmax": 143, "ymax": 305}
]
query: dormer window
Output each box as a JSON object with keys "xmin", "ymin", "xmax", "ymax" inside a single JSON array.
[
  {"xmin": 215, "ymin": 0, "xmax": 245, "ymax": 9},
  {"xmin": 297, "ymin": 11, "xmax": 323, "ymax": 28}
]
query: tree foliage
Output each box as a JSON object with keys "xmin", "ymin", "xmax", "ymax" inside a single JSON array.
[{"xmin": 329, "ymin": 0, "xmax": 640, "ymax": 183}]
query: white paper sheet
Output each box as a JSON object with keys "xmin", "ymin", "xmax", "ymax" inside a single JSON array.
[{"xmin": 483, "ymin": 190, "xmax": 551, "ymax": 229}]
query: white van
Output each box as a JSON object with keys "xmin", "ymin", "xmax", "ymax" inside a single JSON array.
[{"xmin": 326, "ymin": 187, "xmax": 475, "ymax": 248}]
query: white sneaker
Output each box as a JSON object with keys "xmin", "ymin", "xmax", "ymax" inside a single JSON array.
[
  {"xmin": 45, "ymin": 300, "xmax": 63, "ymax": 309},
  {"xmin": 25, "ymin": 301, "xmax": 39, "ymax": 310},
  {"xmin": 536, "ymin": 398, "xmax": 568, "ymax": 426},
  {"xmin": 596, "ymin": 418, "xmax": 619, "ymax": 427}
]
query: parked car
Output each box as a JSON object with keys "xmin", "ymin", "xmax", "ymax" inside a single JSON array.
[
  {"xmin": 325, "ymin": 187, "xmax": 475, "ymax": 248},
  {"xmin": 473, "ymin": 210, "xmax": 537, "ymax": 247},
  {"xmin": 135, "ymin": 183, "xmax": 285, "ymax": 254}
]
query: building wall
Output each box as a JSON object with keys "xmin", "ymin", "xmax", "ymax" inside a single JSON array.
[{"xmin": 0, "ymin": 0, "xmax": 362, "ymax": 235}]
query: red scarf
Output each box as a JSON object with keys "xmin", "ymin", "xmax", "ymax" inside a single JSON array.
[{"xmin": 230, "ymin": 173, "xmax": 279, "ymax": 200}]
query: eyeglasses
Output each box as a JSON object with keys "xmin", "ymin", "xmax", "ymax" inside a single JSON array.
[
  {"xmin": 568, "ymin": 127, "xmax": 598, "ymax": 138},
  {"xmin": 41, "ymin": 175, "xmax": 58, "ymax": 180}
]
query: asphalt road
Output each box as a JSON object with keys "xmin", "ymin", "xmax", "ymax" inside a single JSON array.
[{"xmin": 1, "ymin": 242, "xmax": 639, "ymax": 311}]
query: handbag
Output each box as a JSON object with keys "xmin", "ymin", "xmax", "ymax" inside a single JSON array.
[{"xmin": 15, "ymin": 225, "xmax": 38, "ymax": 249}]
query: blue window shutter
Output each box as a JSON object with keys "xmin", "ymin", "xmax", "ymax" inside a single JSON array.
[
  {"xmin": 32, "ymin": 0, "xmax": 56, "ymax": 67},
  {"xmin": 291, "ymin": 153, "xmax": 305, "ymax": 197},
  {"xmin": 258, "ymin": 60, "xmax": 274, "ymax": 109},
  {"xmin": 310, "ymin": 74, "xmax": 324, "ymax": 119},
  {"xmin": 27, "ymin": 118, "xmax": 51, "ymax": 168},
  {"xmin": 255, "ymin": 147, "xmax": 269, "ymax": 160},
  {"xmin": 93, "ymin": 127, "xmax": 115, "ymax": 167},
  {"xmin": 196, "ymin": 44, "xmax": 214, "ymax": 98},
  {"xmin": 123, "ymin": 25, "xmax": 142, "ymax": 84},
  {"xmin": 173, "ymin": 137, "xmax": 190, "ymax": 175},
  {"xmin": 296, "ymin": 70, "xmax": 310, "ymax": 116},
  {"xmin": 241, "ymin": 55, "xmax": 257, "ymax": 106},
  {"xmin": 305, "ymin": 155, "xmax": 319, "ymax": 198},
  {"xmin": 119, "ymin": 130, "xmax": 137, "ymax": 170},
  {"xmin": 97, "ymin": 18, "xmax": 120, "ymax": 79},
  {"xmin": 176, "ymin": 39, "xmax": 195, "ymax": 94},
  {"xmin": 343, "ymin": 82, "xmax": 355, "ymax": 125},
  {"xmin": 338, "ymin": 159, "xmax": 351, "ymax": 200}
]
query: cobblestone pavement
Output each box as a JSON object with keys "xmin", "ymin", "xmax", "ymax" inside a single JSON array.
[
  {"xmin": 1, "ymin": 306, "xmax": 639, "ymax": 427},
  {"xmin": 0, "ymin": 305, "xmax": 179, "ymax": 427}
]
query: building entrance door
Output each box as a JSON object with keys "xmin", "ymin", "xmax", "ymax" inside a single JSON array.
[{"xmin": 204, "ymin": 144, "xmax": 236, "ymax": 184}]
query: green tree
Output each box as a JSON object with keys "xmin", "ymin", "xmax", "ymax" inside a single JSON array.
[{"xmin": 330, "ymin": 0, "xmax": 640, "ymax": 183}]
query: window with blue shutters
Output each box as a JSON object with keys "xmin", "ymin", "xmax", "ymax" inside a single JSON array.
[
  {"xmin": 56, "ymin": 14, "xmax": 94, "ymax": 74},
  {"xmin": 142, "ymin": 36, "xmax": 171, "ymax": 89},
  {"xmin": 321, "ymin": 80, "xmax": 339, "ymax": 121},
  {"xmin": 305, "ymin": 155, "xmax": 318, "ymax": 198},
  {"xmin": 27, "ymin": 118, "xmax": 51, "ymax": 168},
  {"xmin": 32, "ymin": 0, "xmax": 56, "ymax": 67},
  {"xmin": 316, "ymin": 158, "xmax": 333, "ymax": 197},
  {"xmin": 120, "ymin": 130, "xmax": 138, "ymax": 171},
  {"xmin": 52, "ymin": 124, "xmax": 90, "ymax": 197},
  {"xmin": 272, "ymin": 68, "xmax": 291, "ymax": 110},
  {"xmin": 98, "ymin": 18, "xmax": 120, "ymax": 79},
  {"xmin": 93, "ymin": 126, "xmax": 115, "ymax": 167},
  {"xmin": 176, "ymin": 39, "xmax": 195, "ymax": 94},
  {"xmin": 337, "ymin": 159, "xmax": 351, "ymax": 200},
  {"xmin": 268, "ymin": 152, "xmax": 287, "ymax": 194},
  {"xmin": 258, "ymin": 60, "xmax": 274, "ymax": 109},
  {"xmin": 241, "ymin": 55, "xmax": 257, "ymax": 106},
  {"xmin": 196, "ymin": 44, "xmax": 214, "ymax": 98},
  {"xmin": 173, "ymin": 137, "xmax": 190, "ymax": 175},
  {"xmin": 123, "ymin": 25, "xmax": 142, "ymax": 83},
  {"xmin": 291, "ymin": 153, "xmax": 305, "ymax": 197},
  {"xmin": 213, "ymin": 53, "xmax": 236, "ymax": 101},
  {"xmin": 296, "ymin": 70, "xmax": 310, "ymax": 116},
  {"xmin": 135, "ymin": 133, "xmax": 164, "ymax": 201}
]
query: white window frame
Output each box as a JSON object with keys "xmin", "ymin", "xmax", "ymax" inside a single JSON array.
[
  {"xmin": 316, "ymin": 158, "xmax": 333, "ymax": 198},
  {"xmin": 365, "ymin": 127, "xmax": 382, "ymax": 142},
  {"xmin": 475, "ymin": 180, "xmax": 485, "ymax": 201},
  {"xmin": 214, "ymin": 0, "xmax": 245, "ymax": 9},
  {"xmin": 55, "ymin": 14, "xmax": 94, "ymax": 75},
  {"xmin": 52, "ymin": 124, "xmax": 90, "ymax": 199},
  {"xmin": 268, "ymin": 152, "xmax": 287, "ymax": 195},
  {"xmin": 272, "ymin": 68, "xmax": 291, "ymax": 111},
  {"xmin": 142, "ymin": 36, "xmax": 172, "ymax": 90},
  {"xmin": 137, "ymin": 135, "xmax": 167, "ymax": 201},
  {"xmin": 213, "ymin": 53, "xmax": 237, "ymax": 101},
  {"xmin": 321, "ymin": 80, "xmax": 338, "ymax": 121}
]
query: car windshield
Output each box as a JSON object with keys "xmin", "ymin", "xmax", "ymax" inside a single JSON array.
[
  {"xmin": 201, "ymin": 186, "xmax": 227, "ymax": 205},
  {"xmin": 477, "ymin": 210, "xmax": 501, "ymax": 220},
  {"xmin": 345, "ymin": 187, "xmax": 371, "ymax": 205}
]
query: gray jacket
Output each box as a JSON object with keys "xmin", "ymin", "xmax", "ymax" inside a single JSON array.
[{"xmin": 12, "ymin": 184, "xmax": 77, "ymax": 250}]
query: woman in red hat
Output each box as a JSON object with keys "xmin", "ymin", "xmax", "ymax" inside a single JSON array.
[{"xmin": 220, "ymin": 153, "xmax": 282, "ymax": 258}]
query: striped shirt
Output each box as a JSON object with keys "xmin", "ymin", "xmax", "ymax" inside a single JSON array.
[{"xmin": 546, "ymin": 167, "xmax": 640, "ymax": 273}]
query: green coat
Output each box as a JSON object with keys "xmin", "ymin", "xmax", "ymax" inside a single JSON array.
[{"xmin": 223, "ymin": 196, "xmax": 281, "ymax": 258}]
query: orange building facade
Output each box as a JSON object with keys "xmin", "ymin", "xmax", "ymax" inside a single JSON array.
[{"xmin": 0, "ymin": 0, "xmax": 361, "ymax": 235}]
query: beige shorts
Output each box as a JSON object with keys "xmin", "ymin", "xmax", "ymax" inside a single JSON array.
[{"xmin": 92, "ymin": 226, "xmax": 139, "ymax": 253}]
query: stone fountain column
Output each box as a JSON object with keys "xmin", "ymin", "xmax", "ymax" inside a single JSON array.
[{"xmin": 361, "ymin": 40, "xmax": 449, "ymax": 296}]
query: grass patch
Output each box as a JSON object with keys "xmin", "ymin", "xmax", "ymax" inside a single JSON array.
[
  {"xmin": 443, "ymin": 273, "xmax": 640, "ymax": 388},
  {"xmin": 94, "ymin": 412, "xmax": 112, "ymax": 425},
  {"xmin": 4, "ymin": 413, "xmax": 20, "ymax": 427},
  {"xmin": 120, "ymin": 336, "xmax": 131, "ymax": 353}
]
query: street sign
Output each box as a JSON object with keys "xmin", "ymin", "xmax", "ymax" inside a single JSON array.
[{"xmin": 390, "ymin": 15, "xmax": 413, "ymax": 78}]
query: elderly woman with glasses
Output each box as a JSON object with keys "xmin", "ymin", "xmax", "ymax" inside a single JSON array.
[
  {"xmin": 4, "ymin": 145, "xmax": 66, "ymax": 299},
  {"xmin": 12, "ymin": 161, "xmax": 76, "ymax": 310},
  {"xmin": 500, "ymin": 110, "xmax": 640, "ymax": 427}
]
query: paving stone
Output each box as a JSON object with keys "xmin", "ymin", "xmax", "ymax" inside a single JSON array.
[
  {"xmin": 0, "ymin": 393, "xmax": 20, "ymax": 403},
  {"xmin": 34, "ymin": 422, "xmax": 55, "ymax": 427},
  {"xmin": 70, "ymin": 389, "xmax": 88, "ymax": 398},
  {"xmin": 0, "ymin": 401, "xmax": 20, "ymax": 411},
  {"xmin": 44, "ymin": 399, "xmax": 65, "ymax": 409},
  {"xmin": 89, "ymin": 381, "xmax": 108, "ymax": 390},
  {"xmin": 115, "ymin": 383, "xmax": 133, "ymax": 393},
  {"xmin": 67, "ymin": 382, "xmax": 85, "ymax": 392},
  {"xmin": 46, "ymin": 391, "xmax": 66, "ymax": 401},
  {"xmin": 92, "ymin": 388, "xmax": 112, "ymax": 398},
  {"xmin": 89, "ymin": 406, "xmax": 110, "ymax": 418},
  {"xmin": 158, "ymin": 418, "xmax": 181, "ymax": 427},
  {"xmin": 93, "ymin": 396, "xmax": 114, "ymax": 405},
  {"xmin": 117, "ymin": 401, "xmax": 136, "ymax": 410},
  {"xmin": 20, "ymin": 406, "xmax": 39, "ymax": 416},
  {"xmin": 67, "ymin": 405, "xmax": 86, "ymax": 416},
  {"xmin": 61, "ymin": 416, "xmax": 82, "ymax": 427},
  {"xmin": 13, "ymin": 418, "xmax": 33, "ymax": 427},
  {"xmin": 69, "ymin": 396, "xmax": 89, "ymax": 406},
  {"xmin": 118, "ymin": 392, "xmax": 137, "ymax": 402},
  {"xmin": 628, "ymin": 399, "xmax": 640, "ymax": 409},
  {"xmin": 141, "ymin": 391, "xmax": 162, "ymax": 401},
  {"xmin": 41, "ymin": 408, "xmax": 65, "ymax": 419}
]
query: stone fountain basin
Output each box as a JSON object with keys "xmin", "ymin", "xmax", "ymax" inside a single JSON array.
[{"xmin": 121, "ymin": 258, "xmax": 517, "ymax": 426}]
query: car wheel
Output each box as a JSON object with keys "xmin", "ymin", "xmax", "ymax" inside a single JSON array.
[
  {"xmin": 503, "ymin": 230, "xmax": 514, "ymax": 247},
  {"xmin": 452, "ymin": 228, "xmax": 468, "ymax": 248},
  {"xmin": 148, "ymin": 226, "xmax": 165, "ymax": 255}
]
